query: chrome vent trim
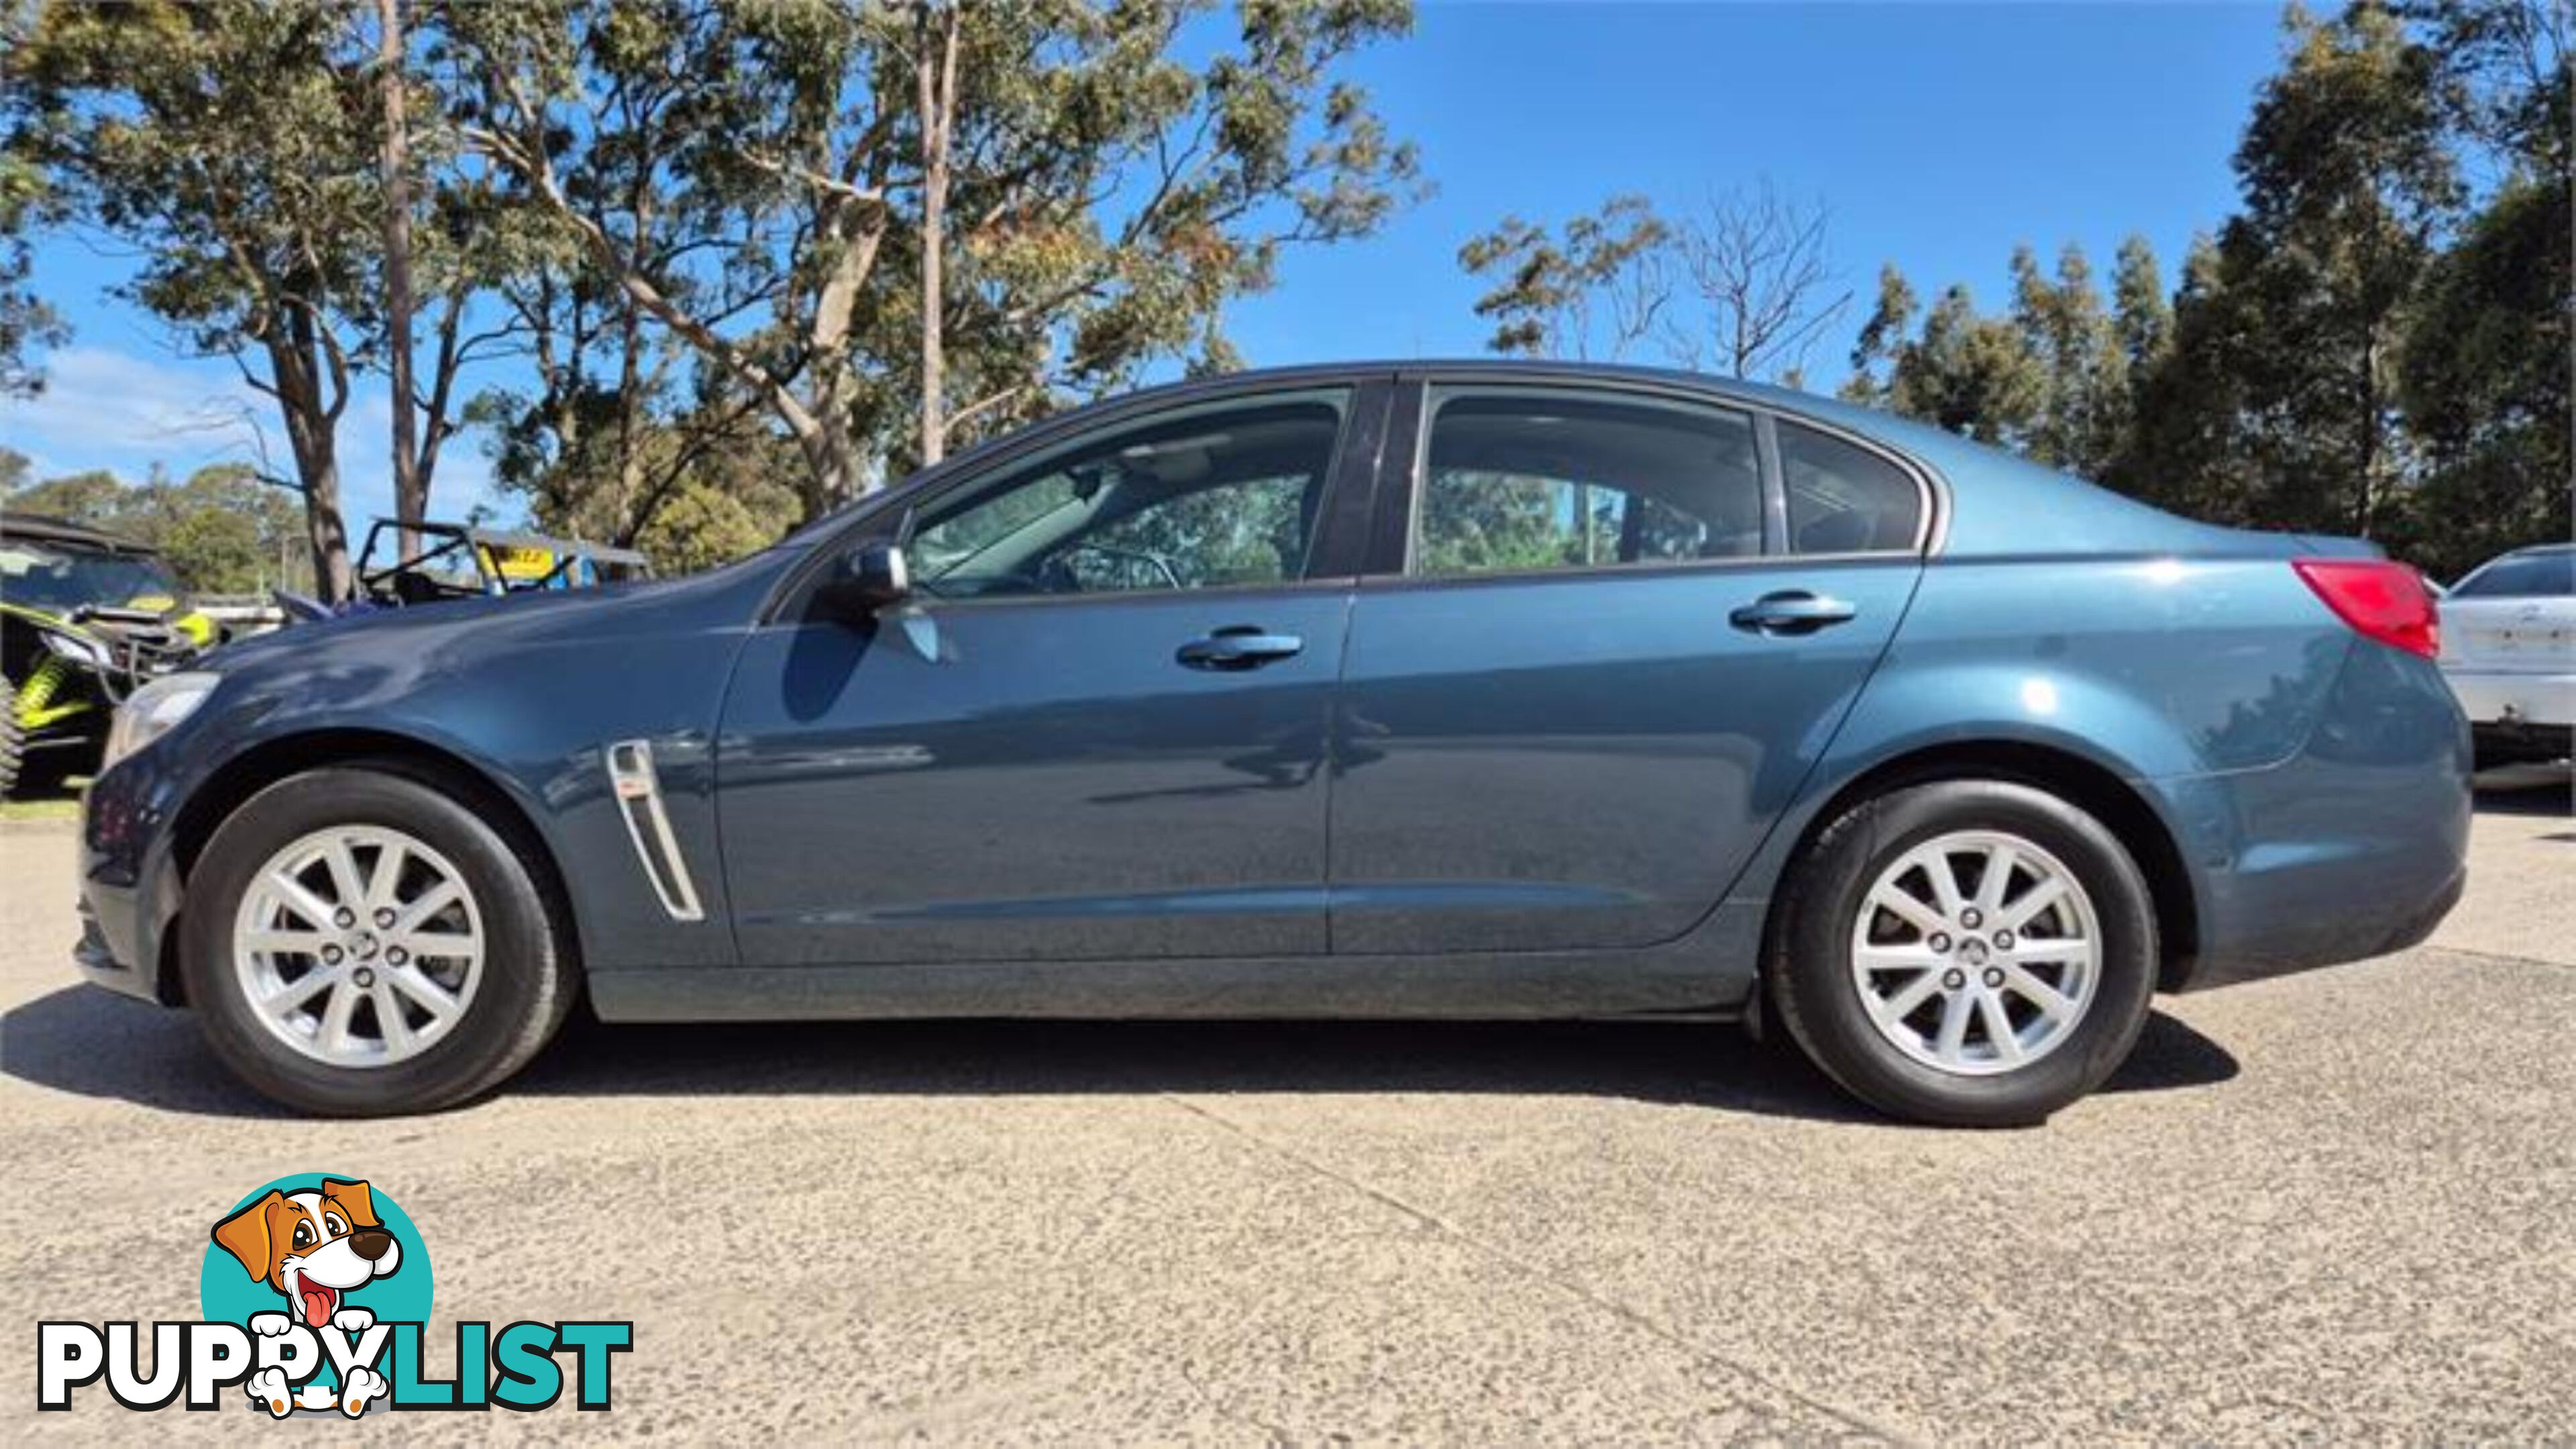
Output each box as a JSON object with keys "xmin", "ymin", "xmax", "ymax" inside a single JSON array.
[{"xmin": 604, "ymin": 739, "xmax": 705, "ymax": 922}]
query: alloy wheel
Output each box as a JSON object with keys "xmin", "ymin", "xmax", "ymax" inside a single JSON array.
[
  {"xmin": 1847, "ymin": 829, "xmax": 2101, "ymax": 1075},
  {"xmin": 230, "ymin": 824, "xmax": 484, "ymax": 1068}
]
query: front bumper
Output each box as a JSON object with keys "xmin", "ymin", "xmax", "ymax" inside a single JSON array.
[{"xmin": 72, "ymin": 751, "xmax": 189, "ymax": 1006}]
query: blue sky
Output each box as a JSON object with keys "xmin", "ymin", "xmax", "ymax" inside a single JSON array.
[{"xmin": 2, "ymin": 1, "xmax": 2289, "ymax": 529}]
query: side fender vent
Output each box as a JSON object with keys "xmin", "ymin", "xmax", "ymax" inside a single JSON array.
[{"xmin": 604, "ymin": 739, "xmax": 705, "ymax": 922}]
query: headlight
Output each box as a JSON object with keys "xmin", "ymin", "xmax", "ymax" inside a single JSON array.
[
  {"xmin": 101, "ymin": 671, "xmax": 221, "ymax": 770},
  {"xmin": 36, "ymin": 628, "xmax": 112, "ymax": 669}
]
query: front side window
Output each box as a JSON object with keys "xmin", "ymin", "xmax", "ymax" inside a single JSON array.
[
  {"xmin": 910, "ymin": 392, "xmax": 1348, "ymax": 599},
  {"xmin": 1414, "ymin": 391, "xmax": 1763, "ymax": 578},
  {"xmin": 1779, "ymin": 421, "xmax": 1923, "ymax": 554}
]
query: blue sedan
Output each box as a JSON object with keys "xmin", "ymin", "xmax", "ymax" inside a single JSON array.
[{"xmin": 74, "ymin": 362, "xmax": 2469, "ymax": 1125}]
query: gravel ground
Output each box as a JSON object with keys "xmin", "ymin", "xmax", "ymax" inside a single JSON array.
[{"xmin": 3, "ymin": 769, "xmax": 2569, "ymax": 1444}]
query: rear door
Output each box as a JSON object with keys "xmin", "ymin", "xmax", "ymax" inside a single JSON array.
[{"xmin": 1327, "ymin": 379, "xmax": 1929, "ymax": 954}]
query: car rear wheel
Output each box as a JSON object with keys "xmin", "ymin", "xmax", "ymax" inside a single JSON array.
[
  {"xmin": 180, "ymin": 766, "xmax": 577, "ymax": 1116},
  {"xmin": 1769, "ymin": 780, "xmax": 2158, "ymax": 1127}
]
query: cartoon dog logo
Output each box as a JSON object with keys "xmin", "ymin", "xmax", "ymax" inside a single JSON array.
[{"xmin": 211, "ymin": 1178, "xmax": 398, "ymax": 1417}]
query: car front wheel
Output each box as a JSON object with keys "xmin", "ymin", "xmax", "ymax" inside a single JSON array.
[
  {"xmin": 179, "ymin": 765, "xmax": 577, "ymax": 1116},
  {"xmin": 1769, "ymin": 779, "xmax": 2159, "ymax": 1127}
]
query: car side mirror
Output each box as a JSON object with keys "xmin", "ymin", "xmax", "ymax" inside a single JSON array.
[{"xmin": 816, "ymin": 538, "xmax": 911, "ymax": 621}]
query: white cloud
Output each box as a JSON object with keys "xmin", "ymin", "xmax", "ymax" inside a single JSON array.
[{"xmin": 0, "ymin": 345, "xmax": 504, "ymax": 526}]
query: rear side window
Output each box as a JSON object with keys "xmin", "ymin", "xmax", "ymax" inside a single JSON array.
[
  {"xmin": 1415, "ymin": 391, "xmax": 1763, "ymax": 578},
  {"xmin": 2451, "ymin": 551, "xmax": 2574, "ymax": 598},
  {"xmin": 1779, "ymin": 422, "xmax": 1923, "ymax": 554}
]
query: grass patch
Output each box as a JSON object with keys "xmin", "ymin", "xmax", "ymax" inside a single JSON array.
[{"xmin": 2, "ymin": 777, "xmax": 88, "ymax": 822}]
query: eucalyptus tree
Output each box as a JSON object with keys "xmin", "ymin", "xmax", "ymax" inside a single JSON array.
[
  {"xmin": 2171, "ymin": 1, "xmax": 2461, "ymax": 539},
  {"xmin": 9, "ymin": 0, "xmax": 519, "ymax": 598},
  {"xmin": 2008, "ymin": 243, "xmax": 2131, "ymax": 478},
  {"xmin": 454, "ymin": 0, "xmax": 1422, "ymax": 519},
  {"xmin": 0, "ymin": 152, "xmax": 62, "ymax": 399},
  {"xmin": 1458, "ymin": 195, "xmax": 1672, "ymax": 361},
  {"xmin": 7, "ymin": 0, "xmax": 380, "ymax": 598}
]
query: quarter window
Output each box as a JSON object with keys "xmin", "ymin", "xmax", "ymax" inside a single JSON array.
[
  {"xmin": 1415, "ymin": 392, "xmax": 1764, "ymax": 578},
  {"xmin": 1779, "ymin": 421, "xmax": 1923, "ymax": 554},
  {"xmin": 910, "ymin": 394, "xmax": 1348, "ymax": 598}
]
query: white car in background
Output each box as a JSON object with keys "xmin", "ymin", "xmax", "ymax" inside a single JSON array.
[{"xmin": 2437, "ymin": 543, "xmax": 2574, "ymax": 767}]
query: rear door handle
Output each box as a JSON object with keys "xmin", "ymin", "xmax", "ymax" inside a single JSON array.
[
  {"xmin": 1177, "ymin": 624, "xmax": 1304, "ymax": 671},
  {"xmin": 1729, "ymin": 590, "xmax": 1858, "ymax": 636}
]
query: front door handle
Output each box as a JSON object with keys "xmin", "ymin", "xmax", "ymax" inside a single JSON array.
[
  {"xmin": 1730, "ymin": 590, "xmax": 1858, "ymax": 636},
  {"xmin": 1177, "ymin": 624, "xmax": 1305, "ymax": 671}
]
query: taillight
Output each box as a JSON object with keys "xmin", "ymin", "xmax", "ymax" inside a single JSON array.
[{"xmin": 2292, "ymin": 558, "xmax": 2439, "ymax": 659}]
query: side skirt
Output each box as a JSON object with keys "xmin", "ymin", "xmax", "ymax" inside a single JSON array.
[{"xmin": 589, "ymin": 901, "xmax": 1766, "ymax": 1024}]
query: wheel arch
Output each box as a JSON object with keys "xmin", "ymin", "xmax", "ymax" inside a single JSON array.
[
  {"xmin": 161, "ymin": 727, "xmax": 584, "ymax": 1004},
  {"xmin": 1764, "ymin": 739, "xmax": 2202, "ymax": 993}
]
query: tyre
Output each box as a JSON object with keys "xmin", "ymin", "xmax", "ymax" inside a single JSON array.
[
  {"xmin": 179, "ymin": 766, "xmax": 578, "ymax": 1116},
  {"xmin": 0, "ymin": 675, "xmax": 21, "ymax": 800},
  {"xmin": 1769, "ymin": 780, "xmax": 2158, "ymax": 1128}
]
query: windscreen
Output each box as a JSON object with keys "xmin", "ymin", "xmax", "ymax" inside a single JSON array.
[{"xmin": 0, "ymin": 539, "xmax": 185, "ymax": 614}]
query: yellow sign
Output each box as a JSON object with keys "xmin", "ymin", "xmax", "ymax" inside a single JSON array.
[{"xmin": 481, "ymin": 545, "xmax": 557, "ymax": 581}]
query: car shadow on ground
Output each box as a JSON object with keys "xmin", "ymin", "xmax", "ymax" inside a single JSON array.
[{"xmin": 2, "ymin": 982, "xmax": 2239, "ymax": 1125}]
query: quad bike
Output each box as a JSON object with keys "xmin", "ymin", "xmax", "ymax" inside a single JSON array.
[
  {"xmin": 272, "ymin": 519, "xmax": 652, "ymax": 623},
  {"xmin": 0, "ymin": 514, "xmax": 217, "ymax": 798}
]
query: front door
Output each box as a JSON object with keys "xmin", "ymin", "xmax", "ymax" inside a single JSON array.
[
  {"xmin": 717, "ymin": 386, "xmax": 1370, "ymax": 967},
  {"xmin": 1328, "ymin": 382, "xmax": 1927, "ymax": 954}
]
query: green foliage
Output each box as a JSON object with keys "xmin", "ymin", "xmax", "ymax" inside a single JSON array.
[
  {"xmin": 1082, "ymin": 476, "xmax": 1309, "ymax": 589},
  {"xmin": 1841, "ymin": 264, "xmax": 1919, "ymax": 405},
  {"xmin": 2183, "ymin": 1, "xmax": 2459, "ymax": 537},
  {"xmin": 0, "ymin": 150, "xmax": 64, "ymax": 397},
  {"xmin": 7, "ymin": 465, "xmax": 123, "ymax": 525},
  {"xmin": 1417, "ymin": 471, "xmax": 1632, "ymax": 576},
  {"xmin": 453, "ymin": 0, "xmax": 1424, "ymax": 521},
  {"xmin": 634, "ymin": 475, "xmax": 777, "ymax": 578},
  {"xmin": 6, "ymin": 0, "xmax": 382, "ymax": 598},
  {"xmin": 1463, "ymin": 185, "xmax": 1848, "ymax": 380},
  {"xmin": 2108, "ymin": 236, "xmax": 2171, "ymax": 376},
  {"xmin": 2387, "ymin": 170, "xmax": 2571, "ymax": 575},
  {"xmin": 11, "ymin": 1, "xmax": 380, "ymax": 358},
  {"xmin": 1459, "ymin": 195, "xmax": 1669, "ymax": 359}
]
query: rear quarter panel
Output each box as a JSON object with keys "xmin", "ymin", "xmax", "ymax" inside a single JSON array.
[{"xmin": 1717, "ymin": 407, "xmax": 2467, "ymax": 987}]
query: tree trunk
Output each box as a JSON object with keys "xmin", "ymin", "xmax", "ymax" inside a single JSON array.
[
  {"xmin": 2353, "ymin": 325, "xmax": 2380, "ymax": 539},
  {"xmin": 376, "ymin": 0, "xmax": 423, "ymax": 557},
  {"xmin": 916, "ymin": 1, "xmax": 961, "ymax": 465},
  {"xmin": 267, "ymin": 333, "xmax": 354, "ymax": 602},
  {"xmin": 786, "ymin": 413, "xmax": 862, "ymax": 519}
]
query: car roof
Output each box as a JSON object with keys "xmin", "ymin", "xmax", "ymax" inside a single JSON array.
[
  {"xmin": 1111, "ymin": 357, "xmax": 1862, "ymax": 425},
  {"xmin": 1075, "ymin": 357, "xmax": 2045, "ymax": 482},
  {"xmin": 0, "ymin": 511, "xmax": 164, "ymax": 555}
]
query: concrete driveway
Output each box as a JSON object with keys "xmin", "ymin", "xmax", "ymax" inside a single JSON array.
[{"xmin": 3, "ymin": 772, "xmax": 2569, "ymax": 1444}]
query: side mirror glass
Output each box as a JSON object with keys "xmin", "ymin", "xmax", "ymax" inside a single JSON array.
[{"xmin": 818, "ymin": 539, "xmax": 911, "ymax": 620}]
